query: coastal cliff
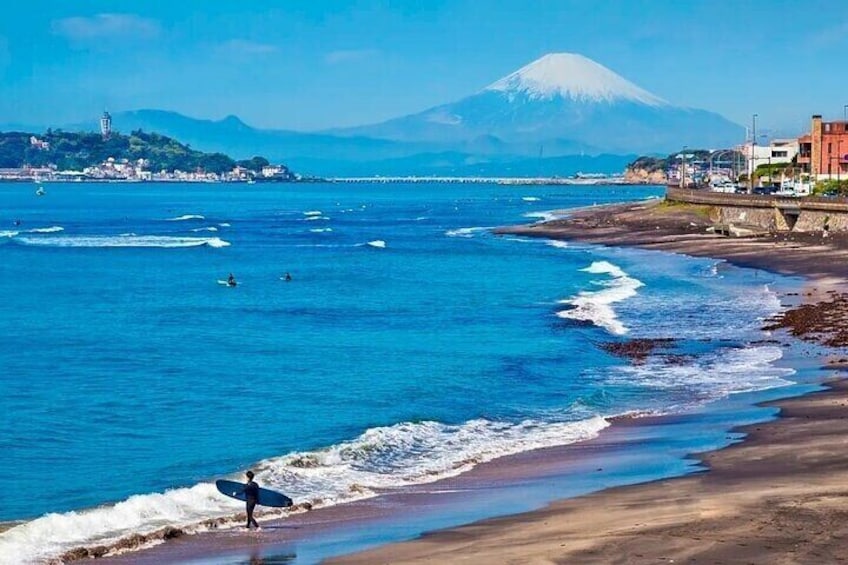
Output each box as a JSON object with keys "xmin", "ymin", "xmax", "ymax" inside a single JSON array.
[{"xmin": 623, "ymin": 167, "xmax": 667, "ymax": 184}]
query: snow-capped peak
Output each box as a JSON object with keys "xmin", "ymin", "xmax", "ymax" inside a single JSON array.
[{"xmin": 485, "ymin": 53, "xmax": 667, "ymax": 106}]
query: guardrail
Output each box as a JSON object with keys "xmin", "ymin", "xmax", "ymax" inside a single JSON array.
[{"xmin": 665, "ymin": 188, "xmax": 848, "ymax": 212}]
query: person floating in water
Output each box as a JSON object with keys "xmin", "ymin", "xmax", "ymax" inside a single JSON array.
[
  {"xmin": 284, "ymin": 272, "xmax": 292, "ymax": 282},
  {"xmin": 242, "ymin": 470, "xmax": 260, "ymax": 529},
  {"xmin": 227, "ymin": 273, "xmax": 237, "ymax": 287}
]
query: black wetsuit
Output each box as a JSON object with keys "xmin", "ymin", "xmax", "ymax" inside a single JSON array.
[{"xmin": 244, "ymin": 480, "xmax": 259, "ymax": 528}]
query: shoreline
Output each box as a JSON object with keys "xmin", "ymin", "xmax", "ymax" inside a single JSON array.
[
  {"xmin": 76, "ymin": 199, "xmax": 843, "ymax": 564},
  {"xmin": 327, "ymin": 200, "xmax": 848, "ymax": 564},
  {"xmin": 328, "ymin": 200, "xmax": 848, "ymax": 564},
  {"xmin": 89, "ymin": 379, "xmax": 815, "ymax": 565},
  {"xmin": 496, "ymin": 199, "xmax": 848, "ymax": 280},
  {"xmin": 332, "ymin": 377, "xmax": 848, "ymax": 564},
  {"xmin": 22, "ymin": 197, "xmax": 848, "ymax": 564}
]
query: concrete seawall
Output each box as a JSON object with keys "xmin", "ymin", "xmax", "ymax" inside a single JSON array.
[{"xmin": 665, "ymin": 188, "xmax": 848, "ymax": 233}]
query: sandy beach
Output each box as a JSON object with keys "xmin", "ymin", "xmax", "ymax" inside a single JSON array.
[
  {"xmin": 329, "ymin": 200, "xmax": 848, "ymax": 565},
  {"xmin": 74, "ymin": 198, "xmax": 848, "ymax": 564}
]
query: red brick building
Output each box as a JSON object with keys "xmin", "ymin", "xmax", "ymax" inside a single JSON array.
[{"xmin": 798, "ymin": 115, "xmax": 848, "ymax": 179}]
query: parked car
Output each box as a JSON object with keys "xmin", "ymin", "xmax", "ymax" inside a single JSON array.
[{"xmin": 752, "ymin": 186, "xmax": 778, "ymax": 195}]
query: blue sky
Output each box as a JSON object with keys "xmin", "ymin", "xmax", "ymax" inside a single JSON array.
[{"xmin": 1, "ymin": 0, "xmax": 847, "ymax": 135}]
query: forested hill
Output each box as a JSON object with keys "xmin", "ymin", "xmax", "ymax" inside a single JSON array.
[{"xmin": 0, "ymin": 129, "xmax": 276, "ymax": 174}]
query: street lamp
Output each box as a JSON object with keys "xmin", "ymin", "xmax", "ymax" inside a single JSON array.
[
  {"xmin": 709, "ymin": 149, "xmax": 733, "ymax": 182},
  {"xmin": 678, "ymin": 146, "xmax": 688, "ymax": 189}
]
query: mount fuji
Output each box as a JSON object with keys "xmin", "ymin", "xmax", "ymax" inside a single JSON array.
[{"xmin": 333, "ymin": 53, "xmax": 743, "ymax": 154}]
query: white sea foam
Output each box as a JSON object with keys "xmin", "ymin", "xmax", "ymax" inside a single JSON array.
[
  {"xmin": 310, "ymin": 228, "xmax": 333, "ymax": 233},
  {"xmin": 0, "ymin": 415, "xmax": 608, "ymax": 563},
  {"xmin": 0, "ymin": 483, "xmax": 233, "ymax": 564},
  {"xmin": 522, "ymin": 196, "xmax": 541, "ymax": 202},
  {"xmin": 366, "ymin": 240, "xmax": 386, "ymax": 249},
  {"xmin": 303, "ymin": 210, "xmax": 323, "ymax": 216},
  {"xmin": 607, "ymin": 345, "xmax": 794, "ymax": 403},
  {"xmin": 760, "ymin": 284, "xmax": 782, "ymax": 314},
  {"xmin": 26, "ymin": 226, "xmax": 64, "ymax": 234},
  {"xmin": 165, "ymin": 214, "xmax": 205, "ymax": 222},
  {"xmin": 557, "ymin": 261, "xmax": 644, "ymax": 335},
  {"xmin": 523, "ymin": 211, "xmax": 563, "ymax": 223},
  {"xmin": 546, "ymin": 240, "xmax": 569, "ymax": 249},
  {"xmin": 191, "ymin": 226, "xmax": 218, "ymax": 233},
  {"xmin": 218, "ymin": 222, "xmax": 231, "ymax": 228},
  {"xmin": 445, "ymin": 226, "xmax": 489, "ymax": 238},
  {"xmin": 0, "ymin": 231, "xmax": 19, "ymax": 238},
  {"xmin": 14, "ymin": 236, "xmax": 230, "ymax": 249}
]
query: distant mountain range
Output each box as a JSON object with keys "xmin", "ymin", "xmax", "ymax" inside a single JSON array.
[{"xmin": 4, "ymin": 53, "xmax": 744, "ymax": 177}]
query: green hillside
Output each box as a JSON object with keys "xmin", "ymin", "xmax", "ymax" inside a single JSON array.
[{"xmin": 0, "ymin": 129, "xmax": 278, "ymax": 174}]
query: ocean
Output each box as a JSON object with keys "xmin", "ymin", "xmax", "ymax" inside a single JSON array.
[{"xmin": 0, "ymin": 182, "xmax": 805, "ymax": 563}]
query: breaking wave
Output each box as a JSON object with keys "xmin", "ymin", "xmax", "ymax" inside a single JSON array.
[
  {"xmin": 0, "ymin": 415, "xmax": 609, "ymax": 563},
  {"xmin": 0, "ymin": 226, "xmax": 65, "ymax": 238},
  {"xmin": 165, "ymin": 214, "xmax": 205, "ymax": 222},
  {"xmin": 445, "ymin": 226, "xmax": 490, "ymax": 238},
  {"xmin": 13, "ymin": 235, "xmax": 230, "ymax": 249},
  {"xmin": 557, "ymin": 261, "xmax": 644, "ymax": 335}
]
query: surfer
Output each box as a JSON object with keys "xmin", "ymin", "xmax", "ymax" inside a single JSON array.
[
  {"xmin": 242, "ymin": 470, "xmax": 260, "ymax": 529},
  {"xmin": 284, "ymin": 272, "xmax": 292, "ymax": 282},
  {"xmin": 227, "ymin": 273, "xmax": 237, "ymax": 287}
]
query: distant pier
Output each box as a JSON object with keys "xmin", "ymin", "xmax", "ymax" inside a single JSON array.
[{"xmin": 328, "ymin": 175, "xmax": 630, "ymax": 185}]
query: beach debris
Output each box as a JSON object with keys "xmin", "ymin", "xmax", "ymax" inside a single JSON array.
[
  {"xmin": 289, "ymin": 454, "xmax": 320, "ymax": 468},
  {"xmin": 763, "ymin": 293, "xmax": 848, "ymax": 348},
  {"xmin": 662, "ymin": 354, "xmax": 695, "ymax": 366},
  {"xmin": 58, "ymin": 526, "xmax": 186, "ymax": 562},
  {"xmin": 599, "ymin": 338, "xmax": 676, "ymax": 363}
]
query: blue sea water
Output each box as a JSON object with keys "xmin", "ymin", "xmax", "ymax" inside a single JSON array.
[{"xmin": 0, "ymin": 182, "xmax": 802, "ymax": 562}]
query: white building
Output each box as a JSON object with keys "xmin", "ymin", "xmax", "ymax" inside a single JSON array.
[{"xmin": 740, "ymin": 139, "xmax": 799, "ymax": 184}]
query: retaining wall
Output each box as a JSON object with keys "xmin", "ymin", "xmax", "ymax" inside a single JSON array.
[{"xmin": 666, "ymin": 188, "xmax": 848, "ymax": 233}]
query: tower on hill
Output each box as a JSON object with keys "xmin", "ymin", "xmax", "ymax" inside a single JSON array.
[{"xmin": 100, "ymin": 111, "xmax": 112, "ymax": 139}]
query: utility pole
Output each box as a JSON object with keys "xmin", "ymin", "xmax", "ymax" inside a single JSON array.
[{"xmin": 750, "ymin": 114, "xmax": 758, "ymax": 191}]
